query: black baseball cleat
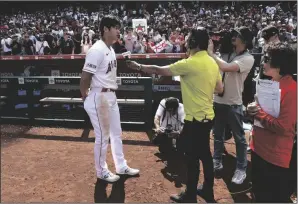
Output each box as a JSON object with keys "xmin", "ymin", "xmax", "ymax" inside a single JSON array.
[
  {"xmin": 197, "ymin": 185, "xmax": 216, "ymax": 203},
  {"xmin": 170, "ymin": 191, "xmax": 197, "ymax": 203}
]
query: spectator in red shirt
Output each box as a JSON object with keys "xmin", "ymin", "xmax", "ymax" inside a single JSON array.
[
  {"xmin": 169, "ymin": 28, "xmax": 185, "ymax": 53},
  {"xmin": 144, "ymin": 37, "xmax": 155, "ymax": 53},
  {"xmin": 247, "ymin": 42, "xmax": 297, "ymax": 203}
]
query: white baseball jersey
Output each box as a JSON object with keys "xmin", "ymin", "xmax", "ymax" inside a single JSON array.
[
  {"xmin": 83, "ymin": 40, "xmax": 128, "ymax": 178},
  {"xmin": 83, "ymin": 40, "xmax": 118, "ymax": 90}
]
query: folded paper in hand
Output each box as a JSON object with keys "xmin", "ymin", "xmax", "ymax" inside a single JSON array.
[{"xmin": 254, "ymin": 79, "xmax": 281, "ymax": 128}]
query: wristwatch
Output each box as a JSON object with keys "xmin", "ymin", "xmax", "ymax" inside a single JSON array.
[{"xmin": 137, "ymin": 64, "xmax": 142, "ymax": 71}]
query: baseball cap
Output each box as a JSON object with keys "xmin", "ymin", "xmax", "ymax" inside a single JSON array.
[
  {"xmin": 262, "ymin": 26, "xmax": 279, "ymax": 40},
  {"xmin": 232, "ymin": 26, "xmax": 253, "ymax": 49}
]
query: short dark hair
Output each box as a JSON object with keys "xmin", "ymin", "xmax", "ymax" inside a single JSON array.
[
  {"xmin": 165, "ymin": 97, "xmax": 179, "ymax": 111},
  {"xmin": 99, "ymin": 15, "xmax": 121, "ymax": 37},
  {"xmin": 262, "ymin": 26, "xmax": 279, "ymax": 40},
  {"xmin": 266, "ymin": 42, "xmax": 297, "ymax": 76},
  {"xmin": 188, "ymin": 27, "xmax": 209, "ymax": 50}
]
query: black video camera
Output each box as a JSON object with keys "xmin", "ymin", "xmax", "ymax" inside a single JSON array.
[{"xmin": 164, "ymin": 124, "xmax": 173, "ymax": 135}]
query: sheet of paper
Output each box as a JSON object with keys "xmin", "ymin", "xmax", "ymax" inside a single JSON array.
[
  {"xmin": 254, "ymin": 79, "xmax": 281, "ymax": 128},
  {"xmin": 243, "ymin": 122, "xmax": 252, "ymax": 131}
]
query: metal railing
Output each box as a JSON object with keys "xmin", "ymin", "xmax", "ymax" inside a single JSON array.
[{"xmin": 0, "ymin": 76, "xmax": 153, "ymax": 131}]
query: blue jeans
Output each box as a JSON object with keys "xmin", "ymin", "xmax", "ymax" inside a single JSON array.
[{"xmin": 213, "ymin": 102, "xmax": 247, "ymax": 171}]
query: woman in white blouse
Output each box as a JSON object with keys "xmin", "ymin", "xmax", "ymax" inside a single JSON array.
[
  {"xmin": 35, "ymin": 34, "xmax": 50, "ymax": 55},
  {"xmin": 81, "ymin": 33, "xmax": 92, "ymax": 54}
]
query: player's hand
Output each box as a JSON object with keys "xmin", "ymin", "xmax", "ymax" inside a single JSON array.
[
  {"xmin": 126, "ymin": 60, "xmax": 140, "ymax": 70},
  {"xmin": 81, "ymin": 95, "xmax": 87, "ymax": 101},
  {"xmin": 208, "ymin": 39, "xmax": 214, "ymax": 55},
  {"xmin": 81, "ymin": 91, "xmax": 89, "ymax": 101}
]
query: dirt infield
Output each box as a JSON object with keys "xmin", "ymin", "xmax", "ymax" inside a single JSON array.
[{"xmin": 1, "ymin": 124, "xmax": 254, "ymax": 203}]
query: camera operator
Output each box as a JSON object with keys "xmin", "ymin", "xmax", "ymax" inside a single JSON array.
[
  {"xmin": 208, "ymin": 26, "xmax": 255, "ymax": 185},
  {"xmin": 153, "ymin": 97, "xmax": 185, "ymax": 153},
  {"xmin": 127, "ymin": 27, "xmax": 223, "ymax": 203},
  {"xmin": 213, "ymin": 30, "xmax": 234, "ymax": 142}
]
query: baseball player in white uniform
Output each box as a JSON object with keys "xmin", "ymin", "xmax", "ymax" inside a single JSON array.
[{"xmin": 80, "ymin": 16, "xmax": 139, "ymax": 183}]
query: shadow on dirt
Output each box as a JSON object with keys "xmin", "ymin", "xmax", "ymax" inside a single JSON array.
[
  {"xmin": 155, "ymin": 150, "xmax": 187, "ymax": 188},
  {"xmin": 1, "ymin": 119, "xmax": 148, "ymax": 132},
  {"xmin": 215, "ymin": 152, "xmax": 253, "ymax": 203},
  {"xmin": 155, "ymin": 145, "xmax": 253, "ymax": 203},
  {"xmin": 94, "ymin": 174, "xmax": 140, "ymax": 203},
  {"xmin": 1, "ymin": 125, "xmax": 32, "ymax": 148},
  {"xmin": 1, "ymin": 132, "xmax": 155, "ymax": 147}
]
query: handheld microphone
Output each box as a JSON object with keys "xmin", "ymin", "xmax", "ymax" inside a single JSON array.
[{"xmin": 122, "ymin": 51, "xmax": 131, "ymax": 61}]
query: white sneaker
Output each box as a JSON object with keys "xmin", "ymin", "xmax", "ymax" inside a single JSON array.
[
  {"xmin": 117, "ymin": 167, "xmax": 140, "ymax": 176},
  {"xmin": 232, "ymin": 169, "xmax": 246, "ymax": 184},
  {"xmin": 98, "ymin": 172, "xmax": 120, "ymax": 183}
]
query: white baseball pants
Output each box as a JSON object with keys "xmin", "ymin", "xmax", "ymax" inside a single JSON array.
[{"xmin": 84, "ymin": 88, "xmax": 127, "ymax": 177}]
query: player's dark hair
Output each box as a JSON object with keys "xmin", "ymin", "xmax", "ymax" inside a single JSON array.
[{"xmin": 99, "ymin": 15, "xmax": 121, "ymax": 37}]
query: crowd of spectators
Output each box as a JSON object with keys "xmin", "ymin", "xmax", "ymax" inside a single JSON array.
[{"xmin": 0, "ymin": 1, "xmax": 297, "ymax": 56}]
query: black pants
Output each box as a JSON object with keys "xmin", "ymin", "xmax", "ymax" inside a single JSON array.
[
  {"xmin": 182, "ymin": 118, "xmax": 214, "ymax": 199},
  {"xmin": 153, "ymin": 132, "xmax": 174, "ymax": 153},
  {"xmin": 289, "ymin": 139, "xmax": 297, "ymax": 197},
  {"xmin": 251, "ymin": 151, "xmax": 292, "ymax": 203}
]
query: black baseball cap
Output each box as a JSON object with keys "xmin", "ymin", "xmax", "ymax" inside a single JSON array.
[
  {"xmin": 262, "ymin": 26, "xmax": 279, "ymax": 40},
  {"xmin": 232, "ymin": 26, "xmax": 253, "ymax": 49}
]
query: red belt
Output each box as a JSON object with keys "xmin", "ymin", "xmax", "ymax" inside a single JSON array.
[{"xmin": 101, "ymin": 88, "xmax": 116, "ymax": 92}]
